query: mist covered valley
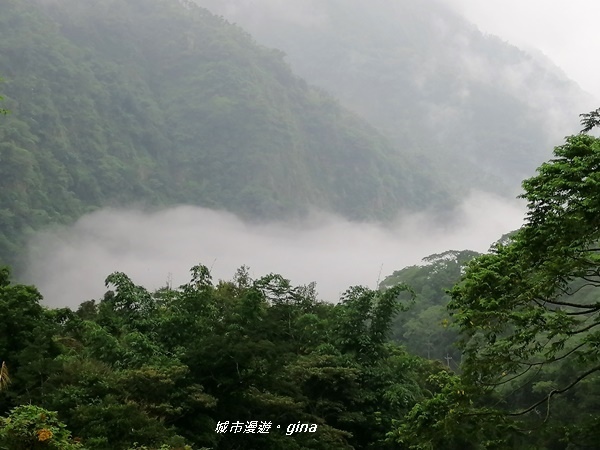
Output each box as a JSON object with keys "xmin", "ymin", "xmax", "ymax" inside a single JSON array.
[
  {"xmin": 1, "ymin": 0, "xmax": 592, "ymax": 301},
  {"xmin": 24, "ymin": 191, "xmax": 524, "ymax": 308}
]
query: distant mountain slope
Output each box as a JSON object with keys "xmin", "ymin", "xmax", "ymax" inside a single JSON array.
[
  {"xmin": 0, "ymin": 0, "xmax": 450, "ymax": 268},
  {"xmin": 194, "ymin": 0, "xmax": 595, "ymax": 193}
]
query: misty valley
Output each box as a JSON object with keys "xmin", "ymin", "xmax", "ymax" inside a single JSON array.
[{"xmin": 1, "ymin": 0, "xmax": 600, "ymax": 449}]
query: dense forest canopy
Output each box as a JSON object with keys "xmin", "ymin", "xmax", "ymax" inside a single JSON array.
[{"xmin": 0, "ymin": 263, "xmax": 446, "ymax": 449}]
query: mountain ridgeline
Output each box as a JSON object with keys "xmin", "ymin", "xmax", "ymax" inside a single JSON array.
[
  {"xmin": 195, "ymin": 0, "xmax": 595, "ymax": 193},
  {"xmin": 0, "ymin": 0, "xmax": 449, "ymax": 268}
]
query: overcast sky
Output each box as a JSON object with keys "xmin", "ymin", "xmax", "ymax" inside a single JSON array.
[{"xmin": 443, "ymin": 0, "xmax": 600, "ymax": 100}]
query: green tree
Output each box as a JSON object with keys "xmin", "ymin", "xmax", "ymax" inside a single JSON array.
[
  {"xmin": 0, "ymin": 267, "xmax": 61, "ymax": 410},
  {"xmin": 381, "ymin": 250, "xmax": 480, "ymax": 362},
  {"xmin": 390, "ymin": 369, "xmax": 522, "ymax": 450},
  {"xmin": 448, "ymin": 133, "xmax": 600, "ymax": 433},
  {"xmin": 0, "ymin": 405, "xmax": 83, "ymax": 449},
  {"xmin": 580, "ymin": 107, "xmax": 600, "ymax": 133},
  {"xmin": 0, "ymin": 260, "xmax": 444, "ymax": 449}
]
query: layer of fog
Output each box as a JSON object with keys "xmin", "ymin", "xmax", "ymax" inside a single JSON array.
[
  {"xmin": 441, "ymin": 0, "xmax": 600, "ymax": 100},
  {"xmin": 24, "ymin": 191, "xmax": 525, "ymax": 308}
]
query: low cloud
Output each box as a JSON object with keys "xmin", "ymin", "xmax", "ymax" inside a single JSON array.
[
  {"xmin": 440, "ymin": 0, "xmax": 600, "ymax": 100},
  {"xmin": 23, "ymin": 191, "xmax": 525, "ymax": 308}
]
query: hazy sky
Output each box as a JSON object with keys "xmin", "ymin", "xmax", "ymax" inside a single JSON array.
[{"xmin": 443, "ymin": 0, "xmax": 600, "ymax": 99}]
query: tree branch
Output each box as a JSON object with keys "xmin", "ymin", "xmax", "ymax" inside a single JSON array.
[
  {"xmin": 517, "ymin": 341, "xmax": 587, "ymax": 367},
  {"xmin": 538, "ymin": 297, "xmax": 600, "ymax": 310},
  {"xmin": 568, "ymin": 321, "xmax": 600, "ymax": 336},
  {"xmin": 508, "ymin": 364, "xmax": 600, "ymax": 417}
]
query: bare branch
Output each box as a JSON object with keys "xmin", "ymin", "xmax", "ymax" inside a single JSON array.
[
  {"xmin": 484, "ymin": 364, "xmax": 536, "ymax": 387},
  {"xmin": 569, "ymin": 321, "xmax": 600, "ymax": 336},
  {"xmin": 508, "ymin": 364, "xmax": 600, "ymax": 416},
  {"xmin": 517, "ymin": 341, "xmax": 587, "ymax": 367},
  {"xmin": 539, "ymin": 297, "xmax": 600, "ymax": 310}
]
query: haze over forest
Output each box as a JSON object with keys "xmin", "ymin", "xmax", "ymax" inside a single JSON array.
[{"xmin": 26, "ymin": 191, "xmax": 524, "ymax": 307}]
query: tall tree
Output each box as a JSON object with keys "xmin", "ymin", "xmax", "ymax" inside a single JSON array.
[
  {"xmin": 393, "ymin": 130, "xmax": 600, "ymax": 449},
  {"xmin": 580, "ymin": 107, "xmax": 600, "ymax": 133},
  {"xmin": 448, "ymin": 132, "xmax": 600, "ymax": 428}
]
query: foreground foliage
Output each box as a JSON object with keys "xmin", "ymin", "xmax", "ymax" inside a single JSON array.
[
  {"xmin": 0, "ymin": 264, "xmax": 448, "ymax": 449},
  {"xmin": 0, "ymin": 405, "xmax": 83, "ymax": 450},
  {"xmin": 395, "ymin": 133, "xmax": 600, "ymax": 448}
]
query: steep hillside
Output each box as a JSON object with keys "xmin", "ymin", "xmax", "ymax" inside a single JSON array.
[
  {"xmin": 0, "ymin": 0, "xmax": 449, "ymax": 268},
  {"xmin": 194, "ymin": 0, "xmax": 595, "ymax": 193}
]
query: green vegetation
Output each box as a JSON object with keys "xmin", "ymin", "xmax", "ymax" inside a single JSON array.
[
  {"xmin": 0, "ymin": 0, "xmax": 449, "ymax": 270},
  {"xmin": 0, "ymin": 405, "xmax": 83, "ymax": 450},
  {"xmin": 394, "ymin": 123, "xmax": 600, "ymax": 448},
  {"xmin": 0, "ymin": 90, "xmax": 7, "ymax": 116},
  {"xmin": 381, "ymin": 250, "xmax": 480, "ymax": 363},
  {"xmin": 4, "ymin": 0, "xmax": 600, "ymax": 447},
  {"xmin": 0, "ymin": 265, "xmax": 447, "ymax": 449},
  {"xmin": 4, "ymin": 127, "xmax": 600, "ymax": 447}
]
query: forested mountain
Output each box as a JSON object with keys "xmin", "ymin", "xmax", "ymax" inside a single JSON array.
[
  {"xmin": 0, "ymin": 0, "xmax": 449, "ymax": 269},
  {"xmin": 380, "ymin": 249, "xmax": 480, "ymax": 363},
  {"xmin": 194, "ymin": 0, "xmax": 596, "ymax": 193}
]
